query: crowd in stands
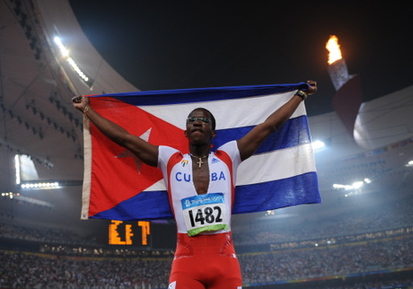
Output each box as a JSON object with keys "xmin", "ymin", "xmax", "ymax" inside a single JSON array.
[
  {"xmin": 1, "ymin": 187, "xmax": 412, "ymax": 288},
  {"xmin": 0, "ymin": 250, "xmax": 171, "ymax": 289},
  {"xmin": 306, "ymin": 279, "xmax": 413, "ymax": 289},
  {"xmin": 1, "ymin": 233, "xmax": 412, "ymax": 288},
  {"xmin": 38, "ymin": 243, "xmax": 174, "ymax": 257},
  {"xmin": 0, "ymin": 222, "xmax": 99, "ymax": 246},
  {"xmin": 234, "ymin": 192, "xmax": 413, "ymax": 246},
  {"xmin": 239, "ymin": 234, "xmax": 413, "ymax": 285}
]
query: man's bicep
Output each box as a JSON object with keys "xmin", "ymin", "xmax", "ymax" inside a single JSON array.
[
  {"xmin": 237, "ymin": 124, "xmax": 268, "ymax": 161},
  {"xmin": 125, "ymin": 135, "xmax": 159, "ymax": 167}
]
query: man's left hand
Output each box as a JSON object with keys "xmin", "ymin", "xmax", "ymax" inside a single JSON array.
[{"xmin": 305, "ymin": 80, "xmax": 317, "ymax": 95}]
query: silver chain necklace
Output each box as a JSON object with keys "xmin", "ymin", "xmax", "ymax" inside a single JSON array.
[{"xmin": 189, "ymin": 153, "xmax": 208, "ymax": 168}]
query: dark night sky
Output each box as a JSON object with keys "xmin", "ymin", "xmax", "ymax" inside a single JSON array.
[{"xmin": 69, "ymin": 1, "xmax": 413, "ymax": 116}]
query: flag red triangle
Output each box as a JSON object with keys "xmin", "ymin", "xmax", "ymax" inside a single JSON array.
[{"xmin": 88, "ymin": 97, "xmax": 188, "ymax": 216}]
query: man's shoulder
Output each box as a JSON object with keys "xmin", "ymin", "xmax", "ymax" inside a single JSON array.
[
  {"xmin": 216, "ymin": 140, "xmax": 238, "ymax": 152},
  {"xmin": 158, "ymin": 145, "xmax": 183, "ymax": 160},
  {"xmin": 159, "ymin": 145, "xmax": 181, "ymax": 154},
  {"xmin": 215, "ymin": 140, "xmax": 241, "ymax": 165}
]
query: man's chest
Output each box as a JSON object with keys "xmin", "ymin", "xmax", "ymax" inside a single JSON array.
[{"xmin": 169, "ymin": 155, "xmax": 231, "ymax": 197}]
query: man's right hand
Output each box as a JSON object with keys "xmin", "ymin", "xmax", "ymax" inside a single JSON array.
[{"xmin": 72, "ymin": 96, "xmax": 89, "ymax": 113}]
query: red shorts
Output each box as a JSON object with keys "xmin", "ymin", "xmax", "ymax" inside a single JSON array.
[{"xmin": 168, "ymin": 232, "xmax": 242, "ymax": 289}]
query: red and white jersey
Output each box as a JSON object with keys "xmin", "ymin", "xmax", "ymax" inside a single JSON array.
[{"xmin": 158, "ymin": 141, "xmax": 241, "ymax": 236}]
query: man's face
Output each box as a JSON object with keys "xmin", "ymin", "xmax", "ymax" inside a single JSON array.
[{"xmin": 185, "ymin": 109, "xmax": 215, "ymax": 145}]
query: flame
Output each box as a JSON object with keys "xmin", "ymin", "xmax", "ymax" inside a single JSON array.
[{"xmin": 326, "ymin": 35, "xmax": 342, "ymax": 65}]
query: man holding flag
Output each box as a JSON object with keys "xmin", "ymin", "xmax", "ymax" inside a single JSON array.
[{"xmin": 73, "ymin": 80, "xmax": 317, "ymax": 289}]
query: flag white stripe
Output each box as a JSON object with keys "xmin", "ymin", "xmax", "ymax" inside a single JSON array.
[
  {"xmin": 81, "ymin": 117, "xmax": 92, "ymax": 220},
  {"xmin": 140, "ymin": 91, "xmax": 305, "ymax": 129},
  {"xmin": 237, "ymin": 143, "xmax": 316, "ymax": 185}
]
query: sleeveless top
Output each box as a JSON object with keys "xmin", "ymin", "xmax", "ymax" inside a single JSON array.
[{"xmin": 158, "ymin": 141, "xmax": 241, "ymax": 236}]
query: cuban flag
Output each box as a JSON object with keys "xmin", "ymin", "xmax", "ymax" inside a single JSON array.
[{"xmin": 81, "ymin": 82, "xmax": 320, "ymax": 220}]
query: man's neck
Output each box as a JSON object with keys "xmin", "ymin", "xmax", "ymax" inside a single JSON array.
[{"xmin": 189, "ymin": 144, "xmax": 211, "ymax": 157}]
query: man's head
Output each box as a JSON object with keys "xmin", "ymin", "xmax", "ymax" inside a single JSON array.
[{"xmin": 185, "ymin": 108, "xmax": 216, "ymax": 145}]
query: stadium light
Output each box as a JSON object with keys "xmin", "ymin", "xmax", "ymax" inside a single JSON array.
[
  {"xmin": 1, "ymin": 192, "xmax": 53, "ymax": 207},
  {"xmin": 351, "ymin": 181, "xmax": 364, "ymax": 190},
  {"xmin": 265, "ymin": 210, "xmax": 275, "ymax": 216},
  {"xmin": 312, "ymin": 140, "xmax": 326, "ymax": 152},
  {"xmin": 364, "ymin": 178, "xmax": 372, "ymax": 184},
  {"xmin": 53, "ymin": 36, "xmax": 92, "ymax": 85},
  {"xmin": 67, "ymin": 58, "xmax": 89, "ymax": 82},
  {"xmin": 20, "ymin": 182, "xmax": 61, "ymax": 190},
  {"xmin": 53, "ymin": 36, "xmax": 70, "ymax": 58},
  {"xmin": 332, "ymin": 178, "xmax": 372, "ymax": 197},
  {"xmin": 406, "ymin": 160, "xmax": 413, "ymax": 167},
  {"xmin": 332, "ymin": 183, "xmax": 353, "ymax": 190},
  {"xmin": 333, "ymin": 178, "xmax": 372, "ymax": 191},
  {"xmin": 1, "ymin": 192, "xmax": 20, "ymax": 199},
  {"xmin": 14, "ymin": 155, "xmax": 21, "ymax": 185}
]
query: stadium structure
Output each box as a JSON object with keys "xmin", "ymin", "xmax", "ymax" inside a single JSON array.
[{"xmin": 0, "ymin": 0, "xmax": 412, "ymax": 288}]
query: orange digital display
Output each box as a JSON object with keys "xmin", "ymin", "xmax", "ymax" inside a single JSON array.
[
  {"xmin": 108, "ymin": 220, "xmax": 151, "ymax": 246},
  {"xmin": 138, "ymin": 221, "xmax": 151, "ymax": 245}
]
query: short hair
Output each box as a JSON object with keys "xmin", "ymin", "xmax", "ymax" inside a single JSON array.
[{"xmin": 188, "ymin": 107, "xmax": 216, "ymax": 130}]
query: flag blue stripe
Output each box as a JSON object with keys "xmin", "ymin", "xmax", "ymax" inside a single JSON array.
[
  {"xmin": 90, "ymin": 172, "xmax": 320, "ymax": 221},
  {"xmin": 213, "ymin": 115, "xmax": 311, "ymax": 153},
  {"xmin": 92, "ymin": 190, "xmax": 173, "ymax": 221},
  {"xmin": 91, "ymin": 83, "xmax": 309, "ymax": 106},
  {"xmin": 233, "ymin": 172, "xmax": 320, "ymax": 214}
]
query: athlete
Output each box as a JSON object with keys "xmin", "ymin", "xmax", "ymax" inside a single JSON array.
[{"xmin": 72, "ymin": 80, "xmax": 317, "ymax": 289}]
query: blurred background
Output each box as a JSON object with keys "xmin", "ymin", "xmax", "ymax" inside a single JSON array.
[{"xmin": 1, "ymin": 0, "xmax": 412, "ymax": 288}]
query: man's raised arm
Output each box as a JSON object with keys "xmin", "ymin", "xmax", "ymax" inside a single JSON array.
[
  {"xmin": 237, "ymin": 80, "xmax": 317, "ymax": 161},
  {"xmin": 72, "ymin": 96, "xmax": 158, "ymax": 167}
]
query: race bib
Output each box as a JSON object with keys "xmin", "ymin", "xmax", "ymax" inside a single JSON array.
[{"xmin": 181, "ymin": 193, "xmax": 228, "ymax": 236}]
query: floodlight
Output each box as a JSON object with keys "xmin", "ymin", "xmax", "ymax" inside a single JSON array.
[
  {"xmin": 312, "ymin": 140, "xmax": 326, "ymax": 151},
  {"xmin": 21, "ymin": 182, "xmax": 61, "ymax": 190},
  {"xmin": 53, "ymin": 35, "xmax": 92, "ymax": 86},
  {"xmin": 14, "ymin": 155, "xmax": 21, "ymax": 185},
  {"xmin": 351, "ymin": 181, "xmax": 364, "ymax": 189},
  {"xmin": 364, "ymin": 178, "xmax": 372, "ymax": 184},
  {"xmin": 53, "ymin": 36, "xmax": 70, "ymax": 58}
]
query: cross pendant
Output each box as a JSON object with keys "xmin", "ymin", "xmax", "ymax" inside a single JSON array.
[{"xmin": 196, "ymin": 158, "xmax": 204, "ymax": 168}]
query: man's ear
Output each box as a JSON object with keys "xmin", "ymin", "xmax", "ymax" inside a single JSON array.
[{"xmin": 184, "ymin": 130, "xmax": 188, "ymax": 138}]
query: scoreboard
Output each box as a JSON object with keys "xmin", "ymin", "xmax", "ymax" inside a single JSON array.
[{"xmin": 108, "ymin": 220, "xmax": 151, "ymax": 246}]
